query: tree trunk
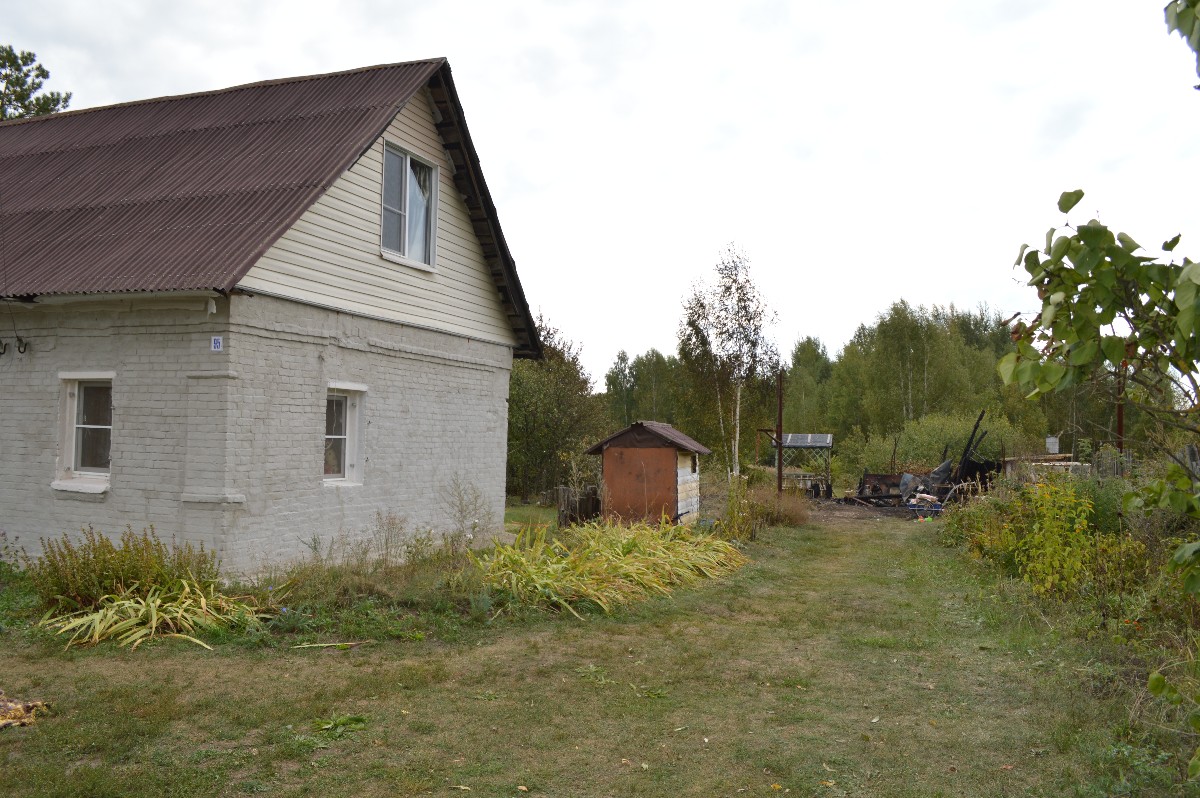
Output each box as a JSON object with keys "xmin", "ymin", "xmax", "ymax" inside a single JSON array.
[
  {"xmin": 732, "ymin": 381, "xmax": 742, "ymax": 478},
  {"xmin": 715, "ymin": 378, "xmax": 728, "ymax": 479}
]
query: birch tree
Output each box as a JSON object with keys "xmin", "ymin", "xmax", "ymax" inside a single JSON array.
[{"xmin": 680, "ymin": 246, "xmax": 777, "ymax": 477}]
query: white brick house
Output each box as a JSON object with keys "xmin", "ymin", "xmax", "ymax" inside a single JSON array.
[{"xmin": 0, "ymin": 60, "xmax": 540, "ymax": 571}]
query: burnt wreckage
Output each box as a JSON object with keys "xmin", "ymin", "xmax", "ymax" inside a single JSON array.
[{"xmin": 851, "ymin": 410, "xmax": 1001, "ymax": 513}]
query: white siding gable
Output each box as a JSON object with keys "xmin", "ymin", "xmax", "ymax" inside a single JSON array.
[{"xmin": 239, "ymin": 90, "xmax": 517, "ymax": 347}]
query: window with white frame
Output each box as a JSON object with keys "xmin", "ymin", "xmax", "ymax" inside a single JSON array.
[
  {"xmin": 381, "ymin": 142, "xmax": 437, "ymax": 268},
  {"xmin": 74, "ymin": 381, "xmax": 113, "ymax": 473},
  {"xmin": 54, "ymin": 372, "xmax": 116, "ymax": 492},
  {"xmin": 323, "ymin": 384, "xmax": 365, "ymax": 482}
]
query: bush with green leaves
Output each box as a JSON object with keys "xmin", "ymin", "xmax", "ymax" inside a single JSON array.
[{"xmin": 24, "ymin": 526, "xmax": 219, "ymax": 610}]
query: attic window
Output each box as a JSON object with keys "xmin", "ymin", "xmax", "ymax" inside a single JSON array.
[{"xmin": 381, "ymin": 143, "xmax": 437, "ymax": 270}]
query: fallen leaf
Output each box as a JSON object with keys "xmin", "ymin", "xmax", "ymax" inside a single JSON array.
[
  {"xmin": 822, "ymin": 763, "xmax": 836, "ymax": 772},
  {"xmin": 871, "ymin": 717, "xmax": 880, "ymax": 724},
  {"xmin": 620, "ymin": 759, "xmax": 632, "ymax": 766},
  {"xmin": 820, "ymin": 780, "xmax": 836, "ymax": 787},
  {"xmin": 640, "ymin": 763, "xmax": 648, "ymax": 771},
  {"xmin": 517, "ymin": 787, "xmax": 528, "ymax": 793},
  {"xmin": 451, "ymin": 787, "xmax": 471, "ymax": 792},
  {"xmin": 703, "ymin": 737, "xmax": 709, "ymax": 744},
  {"xmin": 929, "ymin": 719, "xmax": 937, "ymax": 727},
  {"xmin": 1000, "ymin": 765, "xmax": 1014, "ymax": 771}
]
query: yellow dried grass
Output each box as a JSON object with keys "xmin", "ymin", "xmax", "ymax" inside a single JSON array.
[{"xmin": 472, "ymin": 520, "xmax": 747, "ymax": 617}]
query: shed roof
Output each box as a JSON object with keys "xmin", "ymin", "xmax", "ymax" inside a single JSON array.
[
  {"xmin": 585, "ymin": 421, "xmax": 712, "ymax": 455},
  {"xmin": 0, "ymin": 58, "xmax": 540, "ymax": 358}
]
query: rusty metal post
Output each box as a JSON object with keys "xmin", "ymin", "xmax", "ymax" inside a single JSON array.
[
  {"xmin": 776, "ymin": 368, "xmax": 784, "ymax": 496},
  {"xmin": 1117, "ymin": 360, "xmax": 1126, "ymax": 455}
]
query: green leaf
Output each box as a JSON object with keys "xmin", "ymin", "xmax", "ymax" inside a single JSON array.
[
  {"xmin": 1068, "ymin": 340, "xmax": 1098, "ymax": 366},
  {"xmin": 1050, "ymin": 236, "xmax": 1070, "ymax": 264},
  {"xmin": 1149, "ymin": 671, "xmax": 1167, "ymax": 696},
  {"xmin": 1040, "ymin": 302, "xmax": 1057, "ymax": 329},
  {"xmin": 1044, "ymin": 227, "xmax": 1055, "ymax": 256},
  {"xmin": 1014, "ymin": 243, "xmax": 1030, "ymax": 268},
  {"xmin": 996, "ymin": 352, "xmax": 1018, "ymax": 384},
  {"xmin": 1181, "ymin": 260, "xmax": 1200, "ymax": 285},
  {"xmin": 1177, "ymin": 280, "xmax": 1196, "ymax": 339},
  {"xmin": 1101, "ymin": 336, "xmax": 1126, "ymax": 365},
  {"xmin": 1164, "ymin": 233, "xmax": 1182, "ymax": 252},
  {"xmin": 1039, "ymin": 361, "xmax": 1066, "ymax": 390},
  {"xmin": 1057, "ymin": 189, "xmax": 1084, "ymax": 214},
  {"xmin": 1024, "ymin": 249, "xmax": 1043, "ymax": 276},
  {"xmin": 1185, "ymin": 571, "xmax": 1200, "ymax": 597},
  {"xmin": 1189, "ymin": 749, "xmax": 1200, "ymax": 781},
  {"xmin": 1117, "ymin": 232, "xmax": 1141, "ymax": 252}
]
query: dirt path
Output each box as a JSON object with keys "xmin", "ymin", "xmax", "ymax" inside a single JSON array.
[{"xmin": 1, "ymin": 510, "xmax": 1125, "ymax": 797}]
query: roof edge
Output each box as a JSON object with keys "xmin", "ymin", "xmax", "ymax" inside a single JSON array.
[{"xmin": 0, "ymin": 58, "xmax": 448, "ymax": 130}]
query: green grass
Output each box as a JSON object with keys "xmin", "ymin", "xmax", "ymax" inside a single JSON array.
[
  {"xmin": 503, "ymin": 502, "xmax": 556, "ymax": 533},
  {"xmin": 0, "ymin": 507, "xmax": 1188, "ymax": 796}
]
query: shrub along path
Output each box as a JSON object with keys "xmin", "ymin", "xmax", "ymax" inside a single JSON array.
[{"xmin": 1, "ymin": 506, "xmax": 1141, "ymax": 797}]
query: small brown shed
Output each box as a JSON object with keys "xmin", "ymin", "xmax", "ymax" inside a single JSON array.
[{"xmin": 585, "ymin": 421, "xmax": 712, "ymax": 524}]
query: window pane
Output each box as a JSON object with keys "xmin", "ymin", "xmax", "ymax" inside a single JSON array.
[
  {"xmin": 77, "ymin": 427, "xmax": 111, "ymax": 471},
  {"xmin": 79, "ymin": 384, "xmax": 112, "ymax": 426},
  {"xmin": 407, "ymin": 159, "xmax": 433, "ymax": 264},
  {"xmin": 382, "ymin": 207, "xmax": 403, "ymax": 253},
  {"xmin": 324, "ymin": 438, "xmax": 345, "ymax": 477},
  {"xmin": 383, "ymin": 148, "xmax": 404, "ymax": 211},
  {"xmin": 326, "ymin": 397, "xmax": 346, "ymax": 436}
]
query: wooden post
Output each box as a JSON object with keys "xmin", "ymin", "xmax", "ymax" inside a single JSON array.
[{"xmin": 776, "ymin": 368, "xmax": 784, "ymax": 496}]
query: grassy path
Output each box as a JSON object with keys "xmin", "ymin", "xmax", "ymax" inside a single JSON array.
[{"xmin": 1, "ymin": 508, "xmax": 1137, "ymax": 797}]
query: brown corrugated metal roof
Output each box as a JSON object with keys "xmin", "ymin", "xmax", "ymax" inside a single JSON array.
[
  {"xmin": 0, "ymin": 59, "xmax": 541, "ymax": 358},
  {"xmin": 585, "ymin": 421, "xmax": 713, "ymax": 455}
]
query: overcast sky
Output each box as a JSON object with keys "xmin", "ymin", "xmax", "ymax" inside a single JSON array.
[{"xmin": 9, "ymin": 1, "xmax": 1200, "ymax": 383}]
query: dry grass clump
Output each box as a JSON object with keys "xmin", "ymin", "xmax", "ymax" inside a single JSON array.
[
  {"xmin": 40, "ymin": 579, "xmax": 270, "ymax": 650},
  {"xmin": 473, "ymin": 520, "xmax": 747, "ymax": 617},
  {"xmin": 748, "ymin": 485, "xmax": 811, "ymax": 527},
  {"xmin": 23, "ymin": 527, "xmax": 271, "ymax": 650},
  {"xmin": 25, "ymin": 526, "xmax": 219, "ymax": 610}
]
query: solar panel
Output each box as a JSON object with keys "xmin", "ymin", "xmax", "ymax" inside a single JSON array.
[{"xmin": 781, "ymin": 433, "xmax": 833, "ymax": 449}]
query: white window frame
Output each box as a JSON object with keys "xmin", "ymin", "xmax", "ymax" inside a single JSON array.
[
  {"xmin": 53, "ymin": 371, "xmax": 116, "ymax": 494},
  {"xmin": 323, "ymin": 382, "xmax": 366, "ymax": 485},
  {"xmin": 380, "ymin": 141, "xmax": 438, "ymax": 272}
]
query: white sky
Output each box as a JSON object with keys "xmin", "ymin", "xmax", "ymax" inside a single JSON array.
[{"xmin": 9, "ymin": 1, "xmax": 1200, "ymax": 383}]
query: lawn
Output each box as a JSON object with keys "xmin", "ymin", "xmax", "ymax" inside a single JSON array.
[{"xmin": 0, "ymin": 505, "xmax": 1171, "ymax": 797}]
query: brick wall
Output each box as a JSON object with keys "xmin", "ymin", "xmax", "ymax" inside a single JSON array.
[{"xmin": 0, "ymin": 293, "xmax": 513, "ymax": 573}]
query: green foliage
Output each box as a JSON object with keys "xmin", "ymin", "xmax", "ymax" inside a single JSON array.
[
  {"xmin": 0, "ymin": 45, "xmax": 71, "ymax": 120},
  {"xmin": 679, "ymin": 245, "xmax": 778, "ymax": 477},
  {"xmin": 39, "ymin": 579, "xmax": 271, "ymax": 650},
  {"xmin": 1014, "ymin": 479, "xmax": 1096, "ymax": 597},
  {"xmin": 507, "ymin": 315, "xmax": 612, "ymax": 499},
  {"xmin": 1165, "ymin": 0, "xmax": 1200, "ymax": 79},
  {"xmin": 24, "ymin": 526, "xmax": 219, "ymax": 610},
  {"xmin": 472, "ymin": 520, "xmax": 747, "ymax": 617},
  {"xmin": 945, "ymin": 476, "xmax": 1148, "ymax": 599},
  {"xmin": 848, "ymin": 410, "xmax": 1039, "ymax": 476}
]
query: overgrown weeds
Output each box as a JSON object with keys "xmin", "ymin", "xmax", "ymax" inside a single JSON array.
[
  {"xmin": 474, "ymin": 520, "xmax": 747, "ymax": 617},
  {"xmin": 40, "ymin": 579, "xmax": 270, "ymax": 650},
  {"xmin": 25, "ymin": 525, "xmax": 219, "ymax": 610},
  {"xmin": 941, "ymin": 471, "xmax": 1200, "ymax": 786}
]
